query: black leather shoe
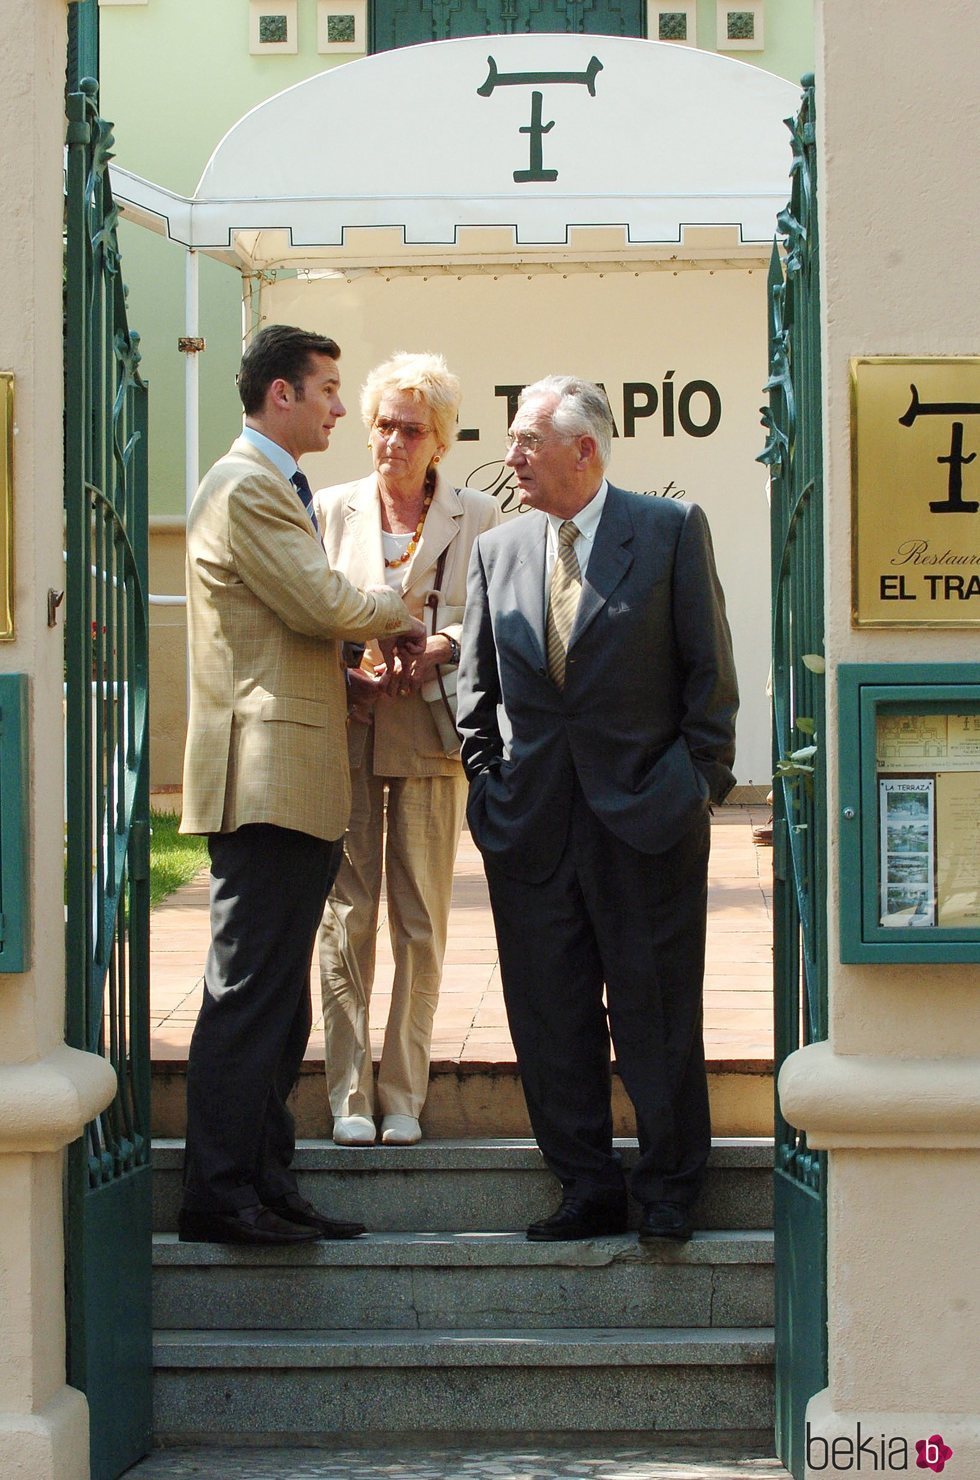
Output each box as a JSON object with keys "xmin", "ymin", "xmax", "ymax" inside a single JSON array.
[
  {"xmin": 526, "ymin": 1195, "xmax": 628, "ymax": 1242},
  {"xmin": 177, "ymin": 1204, "xmax": 322, "ymax": 1245},
  {"xmin": 266, "ymin": 1193, "xmax": 366, "ymax": 1240},
  {"xmin": 639, "ymin": 1202, "xmax": 693, "ymax": 1243}
]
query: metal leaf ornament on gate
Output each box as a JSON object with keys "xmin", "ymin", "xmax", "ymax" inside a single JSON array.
[{"xmin": 758, "ymin": 75, "xmax": 829, "ymax": 1480}]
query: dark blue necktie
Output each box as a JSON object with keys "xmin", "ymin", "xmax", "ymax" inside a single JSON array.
[{"xmin": 291, "ymin": 469, "xmax": 320, "ymax": 535}]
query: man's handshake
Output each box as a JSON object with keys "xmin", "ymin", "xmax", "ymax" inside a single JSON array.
[{"xmin": 377, "ymin": 617, "xmax": 427, "ymax": 675}]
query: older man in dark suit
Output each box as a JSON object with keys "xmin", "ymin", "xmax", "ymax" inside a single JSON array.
[{"xmin": 456, "ymin": 376, "xmax": 738, "ymax": 1243}]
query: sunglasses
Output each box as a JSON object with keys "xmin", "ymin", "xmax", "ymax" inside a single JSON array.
[{"xmin": 373, "ymin": 417, "xmax": 432, "ymax": 442}]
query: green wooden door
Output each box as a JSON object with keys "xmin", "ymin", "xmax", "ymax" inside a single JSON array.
[
  {"xmin": 64, "ymin": 9, "xmax": 153, "ymax": 1476},
  {"xmin": 371, "ymin": 0, "xmax": 645, "ymax": 51},
  {"xmin": 759, "ymin": 76, "xmax": 828, "ymax": 1480}
]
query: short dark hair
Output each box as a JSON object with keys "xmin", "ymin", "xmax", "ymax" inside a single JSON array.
[{"xmin": 237, "ymin": 324, "xmax": 341, "ymax": 414}]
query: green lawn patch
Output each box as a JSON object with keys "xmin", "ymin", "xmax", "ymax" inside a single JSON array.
[{"xmin": 150, "ymin": 811, "xmax": 208, "ymax": 909}]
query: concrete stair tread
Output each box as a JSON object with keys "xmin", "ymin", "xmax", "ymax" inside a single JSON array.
[
  {"xmin": 152, "ymin": 1136, "xmax": 775, "ymax": 1170},
  {"xmin": 154, "ymin": 1228, "xmax": 774, "ymax": 1266},
  {"xmin": 152, "ymin": 1138, "xmax": 774, "ymax": 1234},
  {"xmin": 153, "ymin": 1133, "xmax": 775, "ymax": 1439},
  {"xmin": 155, "ymin": 1326, "xmax": 775, "ymax": 1368}
]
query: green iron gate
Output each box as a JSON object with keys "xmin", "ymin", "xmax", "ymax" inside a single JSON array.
[
  {"xmin": 759, "ymin": 74, "xmax": 828, "ymax": 1480},
  {"xmin": 64, "ymin": 42, "xmax": 153, "ymax": 1480}
]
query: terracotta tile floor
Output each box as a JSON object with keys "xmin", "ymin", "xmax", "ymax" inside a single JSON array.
[{"xmin": 150, "ymin": 803, "xmax": 774, "ymax": 1067}]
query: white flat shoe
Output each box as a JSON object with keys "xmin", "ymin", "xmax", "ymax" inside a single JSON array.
[
  {"xmin": 381, "ymin": 1114, "xmax": 422, "ymax": 1145},
  {"xmin": 332, "ymin": 1114, "xmax": 376, "ymax": 1146}
]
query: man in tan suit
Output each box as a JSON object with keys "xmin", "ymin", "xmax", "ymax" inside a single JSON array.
[{"xmin": 178, "ymin": 324, "xmax": 424, "ymax": 1245}]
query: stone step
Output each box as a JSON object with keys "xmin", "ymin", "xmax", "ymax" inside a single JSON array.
[
  {"xmin": 153, "ymin": 1327, "xmax": 774, "ymax": 1440},
  {"xmin": 152, "ymin": 1138, "xmax": 774, "ymax": 1235},
  {"xmin": 154, "ymin": 1228, "xmax": 774, "ymax": 1332},
  {"xmin": 124, "ymin": 1436, "xmax": 788, "ymax": 1479},
  {"xmin": 151, "ymin": 1060, "xmax": 774, "ymax": 1140}
]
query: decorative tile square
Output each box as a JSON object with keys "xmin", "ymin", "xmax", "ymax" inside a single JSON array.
[
  {"xmin": 727, "ymin": 9, "xmax": 755, "ymax": 39},
  {"xmin": 249, "ymin": 0, "xmax": 298, "ymax": 54},
  {"xmin": 327, "ymin": 12, "xmax": 355, "ymax": 41},
  {"xmin": 318, "ymin": 0, "xmax": 366, "ymax": 53},
  {"xmin": 648, "ymin": 0, "xmax": 696, "ymax": 46},
  {"xmin": 259, "ymin": 12, "xmax": 288, "ymax": 43},
  {"xmin": 659, "ymin": 11, "xmax": 688, "ymax": 40},
  {"xmin": 716, "ymin": 0, "xmax": 764, "ymax": 50}
]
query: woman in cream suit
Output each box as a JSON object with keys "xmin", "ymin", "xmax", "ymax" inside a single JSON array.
[{"xmin": 314, "ymin": 353, "xmax": 499, "ymax": 1146}]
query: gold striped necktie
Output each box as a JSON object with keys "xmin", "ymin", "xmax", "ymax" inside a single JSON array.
[{"xmin": 546, "ymin": 519, "xmax": 582, "ymax": 689}]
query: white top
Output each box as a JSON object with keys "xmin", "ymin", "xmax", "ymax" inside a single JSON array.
[{"xmin": 381, "ymin": 531, "xmax": 413, "ymax": 589}]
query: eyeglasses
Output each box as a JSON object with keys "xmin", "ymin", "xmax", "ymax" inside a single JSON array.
[
  {"xmin": 373, "ymin": 417, "xmax": 432, "ymax": 441},
  {"xmin": 505, "ymin": 430, "xmax": 548, "ymax": 455}
]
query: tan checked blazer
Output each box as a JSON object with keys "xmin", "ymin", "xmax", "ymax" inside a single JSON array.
[
  {"xmin": 180, "ymin": 438, "xmax": 413, "ymax": 841},
  {"xmin": 314, "ymin": 472, "xmax": 500, "ymax": 778}
]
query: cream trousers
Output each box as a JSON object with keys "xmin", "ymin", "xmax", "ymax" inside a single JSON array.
[{"xmin": 318, "ymin": 765, "xmax": 468, "ymax": 1119}]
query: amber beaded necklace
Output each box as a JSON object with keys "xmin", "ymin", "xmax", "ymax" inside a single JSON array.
[{"xmin": 383, "ymin": 469, "xmax": 436, "ymax": 569}]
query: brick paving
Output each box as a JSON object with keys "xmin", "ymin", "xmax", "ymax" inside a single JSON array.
[{"xmin": 149, "ymin": 804, "xmax": 773, "ymax": 1068}]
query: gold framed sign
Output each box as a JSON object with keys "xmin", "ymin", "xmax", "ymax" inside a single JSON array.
[
  {"xmin": 0, "ymin": 374, "xmax": 13, "ymax": 640},
  {"xmin": 851, "ymin": 357, "xmax": 980, "ymax": 627}
]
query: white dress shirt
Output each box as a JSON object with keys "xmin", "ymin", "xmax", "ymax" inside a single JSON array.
[
  {"xmin": 240, "ymin": 424, "xmax": 299, "ymax": 482},
  {"xmin": 544, "ymin": 478, "xmax": 609, "ymax": 588}
]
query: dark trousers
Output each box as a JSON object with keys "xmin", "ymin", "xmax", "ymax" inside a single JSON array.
[
  {"xmin": 182, "ymin": 823, "xmax": 343, "ymax": 1214},
  {"xmin": 485, "ymin": 791, "xmax": 711, "ymax": 1210}
]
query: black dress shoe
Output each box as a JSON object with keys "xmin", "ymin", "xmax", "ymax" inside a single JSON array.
[
  {"xmin": 526, "ymin": 1195, "xmax": 628, "ymax": 1242},
  {"xmin": 639, "ymin": 1202, "xmax": 693, "ymax": 1243},
  {"xmin": 177, "ymin": 1204, "xmax": 322, "ymax": 1245},
  {"xmin": 266, "ymin": 1193, "xmax": 366, "ymax": 1240}
]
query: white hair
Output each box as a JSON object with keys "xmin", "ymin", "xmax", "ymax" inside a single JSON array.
[{"xmin": 518, "ymin": 376, "xmax": 614, "ymax": 469}]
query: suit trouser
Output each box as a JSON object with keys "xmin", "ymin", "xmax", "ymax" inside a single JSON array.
[
  {"xmin": 182, "ymin": 823, "xmax": 343, "ymax": 1214},
  {"xmin": 484, "ymin": 790, "xmax": 712, "ymax": 1209},
  {"xmin": 318, "ymin": 764, "xmax": 468, "ymax": 1119}
]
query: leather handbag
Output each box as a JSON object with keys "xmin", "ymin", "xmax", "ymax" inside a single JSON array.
[{"xmin": 422, "ymin": 545, "xmax": 461, "ymax": 756}]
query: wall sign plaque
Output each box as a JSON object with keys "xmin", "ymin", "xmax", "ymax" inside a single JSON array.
[{"xmin": 851, "ymin": 357, "xmax": 980, "ymax": 627}]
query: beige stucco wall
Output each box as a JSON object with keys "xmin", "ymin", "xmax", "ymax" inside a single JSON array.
[
  {"xmin": 0, "ymin": 2, "xmax": 116, "ymax": 1475},
  {"xmin": 148, "ymin": 522, "xmax": 188, "ymax": 790},
  {"xmin": 780, "ymin": 1, "xmax": 980, "ymax": 1472}
]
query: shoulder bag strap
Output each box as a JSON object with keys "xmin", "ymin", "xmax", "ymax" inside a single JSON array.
[{"xmin": 425, "ymin": 536, "xmax": 455, "ymax": 718}]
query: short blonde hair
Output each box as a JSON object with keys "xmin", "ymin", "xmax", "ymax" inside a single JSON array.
[{"xmin": 361, "ymin": 351, "xmax": 461, "ymax": 451}]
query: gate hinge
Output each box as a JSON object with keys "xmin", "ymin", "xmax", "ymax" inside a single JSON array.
[{"xmin": 129, "ymin": 820, "xmax": 150, "ymax": 882}]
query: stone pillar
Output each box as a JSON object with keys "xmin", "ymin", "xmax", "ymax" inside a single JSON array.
[
  {"xmin": 780, "ymin": 2, "xmax": 980, "ymax": 1474},
  {"xmin": 0, "ymin": 3, "xmax": 116, "ymax": 1477}
]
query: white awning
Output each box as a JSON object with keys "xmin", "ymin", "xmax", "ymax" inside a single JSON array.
[{"xmin": 113, "ymin": 34, "xmax": 800, "ymax": 267}]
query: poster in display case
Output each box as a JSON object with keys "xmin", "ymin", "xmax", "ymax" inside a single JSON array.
[{"xmin": 838, "ymin": 666, "xmax": 980, "ymax": 962}]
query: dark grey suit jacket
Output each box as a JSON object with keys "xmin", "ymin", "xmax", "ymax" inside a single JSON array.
[{"xmin": 455, "ymin": 486, "xmax": 738, "ymax": 883}]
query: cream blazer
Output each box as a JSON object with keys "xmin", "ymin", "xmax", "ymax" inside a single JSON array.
[
  {"xmin": 315, "ymin": 471, "xmax": 500, "ymax": 778},
  {"xmin": 181, "ymin": 438, "xmax": 413, "ymax": 841}
]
